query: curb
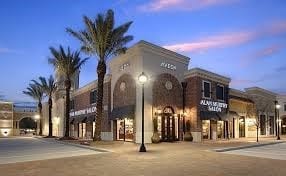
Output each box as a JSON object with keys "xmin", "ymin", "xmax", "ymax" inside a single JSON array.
[
  {"xmin": 34, "ymin": 136, "xmax": 111, "ymax": 153},
  {"xmin": 214, "ymin": 141, "xmax": 286, "ymax": 152},
  {"xmin": 55, "ymin": 140, "xmax": 112, "ymax": 153}
]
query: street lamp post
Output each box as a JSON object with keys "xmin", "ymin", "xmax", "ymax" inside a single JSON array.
[
  {"xmin": 275, "ymin": 101, "xmax": 281, "ymax": 140},
  {"xmin": 138, "ymin": 72, "xmax": 147, "ymax": 152}
]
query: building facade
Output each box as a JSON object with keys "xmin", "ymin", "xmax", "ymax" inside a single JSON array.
[
  {"xmin": 277, "ymin": 95, "xmax": 286, "ymax": 135},
  {"xmin": 46, "ymin": 40, "xmax": 281, "ymax": 143},
  {"xmin": 0, "ymin": 101, "xmax": 13, "ymax": 137}
]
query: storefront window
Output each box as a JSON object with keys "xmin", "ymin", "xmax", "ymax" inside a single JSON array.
[
  {"xmin": 260, "ymin": 115, "xmax": 266, "ymax": 135},
  {"xmin": 157, "ymin": 116, "xmax": 162, "ymax": 138},
  {"xmin": 82, "ymin": 123, "xmax": 86, "ymax": 138},
  {"xmin": 202, "ymin": 120, "xmax": 210, "ymax": 139},
  {"xmin": 117, "ymin": 119, "xmax": 134, "ymax": 141},
  {"xmin": 217, "ymin": 121, "xmax": 224, "ymax": 139},
  {"xmin": 269, "ymin": 116, "xmax": 274, "ymax": 135},
  {"xmin": 79, "ymin": 123, "xmax": 82, "ymax": 138},
  {"xmin": 239, "ymin": 117, "xmax": 245, "ymax": 137}
]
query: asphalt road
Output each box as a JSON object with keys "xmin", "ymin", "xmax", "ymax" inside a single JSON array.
[
  {"xmin": 0, "ymin": 137, "xmax": 101, "ymax": 164},
  {"xmin": 224, "ymin": 142, "xmax": 286, "ymax": 160}
]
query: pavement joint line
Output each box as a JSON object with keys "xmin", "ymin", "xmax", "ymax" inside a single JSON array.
[
  {"xmin": 214, "ymin": 141, "xmax": 286, "ymax": 152},
  {"xmin": 34, "ymin": 137, "xmax": 112, "ymax": 153}
]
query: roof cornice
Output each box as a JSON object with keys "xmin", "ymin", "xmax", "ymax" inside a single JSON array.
[{"xmin": 184, "ymin": 67, "xmax": 231, "ymax": 84}]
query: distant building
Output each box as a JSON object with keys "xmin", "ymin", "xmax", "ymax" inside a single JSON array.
[{"xmin": 0, "ymin": 101, "xmax": 37, "ymax": 137}]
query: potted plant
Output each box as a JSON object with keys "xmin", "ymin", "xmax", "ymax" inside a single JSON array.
[
  {"xmin": 151, "ymin": 117, "xmax": 161, "ymax": 143},
  {"xmin": 184, "ymin": 120, "xmax": 193, "ymax": 141}
]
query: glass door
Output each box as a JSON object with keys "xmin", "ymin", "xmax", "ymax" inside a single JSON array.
[{"xmin": 239, "ymin": 117, "xmax": 245, "ymax": 137}]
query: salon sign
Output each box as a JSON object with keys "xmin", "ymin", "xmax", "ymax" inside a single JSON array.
[
  {"xmin": 200, "ymin": 99, "xmax": 228, "ymax": 112},
  {"xmin": 70, "ymin": 106, "xmax": 96, "ymax": 117}
]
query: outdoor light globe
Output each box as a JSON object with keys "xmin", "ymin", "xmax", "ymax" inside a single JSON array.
[
  {"xmin": 138, "ymin": 72, "xmax": 147, "ymax": 84},
  {"xmin": 276, "ymin": 104, "xmax": 281, "ymax": 109},
  {"xmin": 34, "ymin": 115, "xmax": 40, "ymax": 120}
]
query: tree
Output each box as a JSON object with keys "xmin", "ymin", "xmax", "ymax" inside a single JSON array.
[
  {"xmin": 32, "ymin": 75, "xmax": 57, "ymax": 137},
  {"xmin": 48, "ymin": 46, "xmax": 88, "ymax": 138},
  {"xmin": 66, "ymin": 9, "xmax": 133, "ymax": 141},
  {"xmin": 246, "ymin": 96, "xmax": 273, "ymax": 142},
  {"xmin": 23, "ymin": 83, "xmax": 44, "ymax": 135}
]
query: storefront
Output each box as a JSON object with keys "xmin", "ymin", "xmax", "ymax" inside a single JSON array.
[{"xmin": 50, "ymin": 40, "xmax": 279, "ymax": 143}]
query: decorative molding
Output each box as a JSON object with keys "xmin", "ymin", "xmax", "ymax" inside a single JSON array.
[{"xmin": 185, "ymin": 67, "xmax": 231, "ymax": 84}]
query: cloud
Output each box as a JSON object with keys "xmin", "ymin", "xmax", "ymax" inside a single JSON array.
[
  {"xmin": 138, "ymin": 0, "xmax": 236, "ymax": 12},
  {"xmin": 240, "ymin": 44, "xmax": 284, "ymax": 67},
  {"xmin": 164, "ymin": 31, "xmax": 254, "ymax": 52},
  {"xmin": 276, "ymin": 65, "xmax": 286, "ymax": 72},
  {"xmin": 163, "ymin": 20, "xmax": 286, "ymax": 53}
]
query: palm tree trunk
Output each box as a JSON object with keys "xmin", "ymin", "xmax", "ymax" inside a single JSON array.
[
  {"xmin": 94, "ymin": 60, "xmax": 106, "ymax": 141},
  {"xmin": 48, "ymin": 97, "xmax": 53, "ymax": 137},
  {"xmin": 38, "ymin": 102, "xmax": 43, "ymax": 136},
  {"xmin": 64, "ymin": 79, "xmax": 71, "ymax": 137}
]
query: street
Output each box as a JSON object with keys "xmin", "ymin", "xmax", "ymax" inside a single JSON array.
[
  {"xmin": 0, "ymin": 137, "xmax": 101, "ymax": 165},
  {"xmin": 223, "ymin": 142, "xmax": 286, "ymax": 160}
]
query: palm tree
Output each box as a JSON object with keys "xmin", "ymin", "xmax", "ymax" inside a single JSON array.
[
  {"xmin": 32, "ymin": 75, "xmax": 57, "ymax": 137},
  {"xmin": 23, "ymin": 83, "xmax": 44, "ymax": 135},
  {"xmin": 48, "ymin": 45, "xmax": 88, "ymax": 138},
  {"xmin": 66, "ymin": 9, "xmax": 133, "ymax": 141}
]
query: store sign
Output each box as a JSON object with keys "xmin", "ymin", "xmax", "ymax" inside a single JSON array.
[
  {"xmin": 160, "ymin": 62, "xmax": 176, "ymax": 71},
  {"xmin": 70, "ymin": 106, "xmax": 96, "ymax": 117},
  {"xmin": 200, "ymin": 99, "xmax": 228, "ymax": 112}
]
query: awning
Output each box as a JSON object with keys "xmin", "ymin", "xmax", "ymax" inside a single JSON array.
[
  {"xmin": 229, "ymin": 111, "xmax": 239, "ymax": 118},
  {"xmin": 200, "ymin": 111, "xmax": 220, "ymax": 120},
  {"xmin": 200, "ymin": 111, "xmax": 239, "ymax": 121},
  {"xmin": 82, "ymin": 117, "xmax": 87, "ymax": 123},
  {"xmin": 74, "ymin": 116, "xmax": 87, "ymax": 123},
  {"xmin": 110, "ymin": 105, "xmax": 135, "ymax": 120},
  {"xmin": 87, "ymin": 115, "xmax": 95, "ymax": 122},
  {"xmin": 70, "ymin": 118, "xmax": 75, "ymax": 124}
]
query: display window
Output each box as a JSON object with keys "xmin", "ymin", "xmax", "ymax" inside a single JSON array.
[
  {"xmin": 202, "ymin": 120, "xmax": 210, "ymax": 139},
  {"xmin": 117, "ymin": 119, "xmax": 134, "ymax": 141}
]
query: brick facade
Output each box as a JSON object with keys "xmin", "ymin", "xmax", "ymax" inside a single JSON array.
[
  {"xmin": 185, "ymin": 75, "xmax": 229, "ymax": 132},
  {"xmin": 152, "ymin": 73, "xmax": 182, "ymax": 113},
  {"xmin": 70, "ymin": 80, "xmax": 111, "ymax": 138}
]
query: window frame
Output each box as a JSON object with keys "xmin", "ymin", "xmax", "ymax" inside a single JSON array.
[
  {"xmin": 216, "ymin": 84, "xmax": 225, "ymax": 101},
  {"xmin": 202, "ymin": 80, "xmax": 211, "ymax": 99},
  {"xmin": 90, "ymin": 89, "xmax": 97, "ymax": 105}
]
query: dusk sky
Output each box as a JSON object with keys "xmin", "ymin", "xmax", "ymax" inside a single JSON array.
[{"xmin": 0, "ymin": 0, "xmax": 285, "ymax": 102}]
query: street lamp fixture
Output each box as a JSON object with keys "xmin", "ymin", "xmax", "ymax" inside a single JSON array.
[
  {"xmin": 275, "ymin": 101, "xmax": 281, "ymax": 140},
  {"xmin": 34, "ymin": 114, "xmax": 40, "ymax": 120},
  {"xmin": 138, "ymin": 72, "xmax": 148, "ymax": 152}
]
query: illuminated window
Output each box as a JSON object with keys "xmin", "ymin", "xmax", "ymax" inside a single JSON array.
[
  {"xmin": 216, "ymin": 85, "xmax": 224, "ymax": 100},
  {"xmin": 202, "ymin": 81, "xmax": 211, "ymax": 98}
]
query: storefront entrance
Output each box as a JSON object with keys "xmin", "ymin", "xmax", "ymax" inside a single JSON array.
[
  {"xmin": 158, "ymin": 107, "xmax": 179, "ymax": 142},
  {"xmin": 116, "ymin": 118, "xmax": 134, "ymax": 141},
  {"xmin": 239, "ymin": 116, "xmax": 245, "ymax": 137},
  {"xmin": 282, "ymin": 116, "xmax": 286, "ymax": 135}
]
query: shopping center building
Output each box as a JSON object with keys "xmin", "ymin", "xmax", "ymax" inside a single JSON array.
[{"xmin": 43, "ymin": 40, "xmax": 283, "ymax": 142}]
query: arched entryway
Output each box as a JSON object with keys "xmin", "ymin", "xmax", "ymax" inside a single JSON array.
[
  {"xmin": 160, "ymin": 106, "xmax": 179, "ymax": 142},
  {"xmin": 281, "ymin": 116, "xmax": 286, "ymax": 135},
  {"xmin": 19, "ymin": 117, "xmax": 37, "ymax": 135}
]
